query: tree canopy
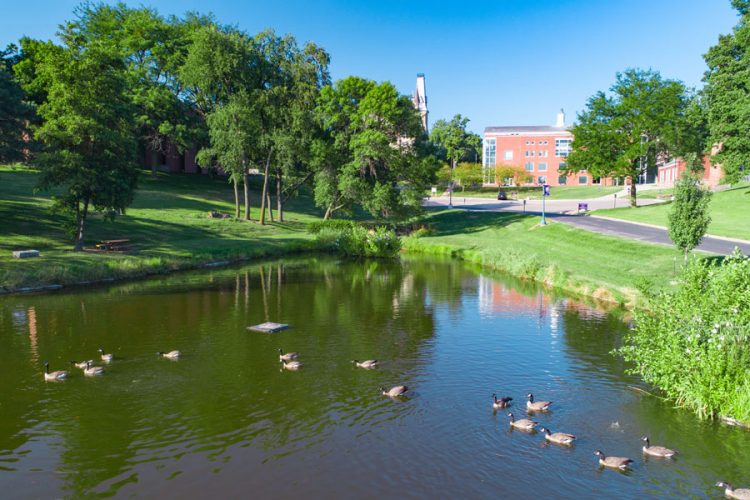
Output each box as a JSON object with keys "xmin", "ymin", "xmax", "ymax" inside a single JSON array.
[
  {"xmin": 565, "ymin": 69, "xmax": 695, "ymax": 206},
  {"xmin": 0, "ymin": 45, "xmax": 34, "ymax": 163}
]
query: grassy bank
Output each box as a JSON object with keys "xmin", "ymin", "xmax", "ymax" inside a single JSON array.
[
  {"xmin": 595, "ymin": 182, "xmax": 750, "ymax": 241},
  {"xmin": 0, "ymin": 165, "xmax": 324, "ymax": 291},
  {"xmin": 404, "ymin": 208, "xmax": 683, "ymax": 307},
  {"xmin": 446, "ymin": 185, "xmax": 621, "ymax": 200}
]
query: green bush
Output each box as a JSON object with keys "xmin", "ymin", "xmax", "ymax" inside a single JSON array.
[
  {"xmin": 313, "ymin": 224, "xmax": 401, "ymax": 258},
  {"xmin": 307, "ymin": 219, "xmax": 358, "ymax": 235},
  {"xmin": 618, "ymin": 250, "xmax": 750, "ymax": 422}
]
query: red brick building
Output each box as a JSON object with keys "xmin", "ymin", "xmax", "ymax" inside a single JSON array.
[
  {"xmin": 482, "ymin": 110, "xmax": 608, "ymax": 187},
  {"xmin": 656, "ymin": 150, "xmax": 723, "ymax": 188}
]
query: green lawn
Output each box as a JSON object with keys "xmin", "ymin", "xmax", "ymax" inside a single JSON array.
[
  {"xmin": 406, "ymin": 208, "xmax": 683, "ymax": 306},
  {"xmin": 0, "ymin": 165, "xmax": 324, "ymax": 290},
  {"xmin": 594, "ymin": 182, "xmax": 750, "ymax": 241},
  {"xmin": 449, "ymin": 185, "xmax": 622, "ymax": 200}
]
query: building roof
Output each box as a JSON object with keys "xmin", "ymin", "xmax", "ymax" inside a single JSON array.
[{"xmin": 484, "ymin": 125, "xmax": 572, "ymax": 135}]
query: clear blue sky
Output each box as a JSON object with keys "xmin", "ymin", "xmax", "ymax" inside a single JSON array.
[{"xmin": 1, "ymin": 0, "xmax": 739, "ymax": 134}]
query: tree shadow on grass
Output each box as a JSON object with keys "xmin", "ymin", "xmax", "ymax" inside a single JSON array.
[{"xmin": 421, "ymin": 208, "xmax": 532, "ymax": 236}]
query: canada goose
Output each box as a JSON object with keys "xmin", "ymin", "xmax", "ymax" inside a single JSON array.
[
  {"xmin": 281, "ymin": 359, "xmax": 302, "ymax": 370},
  {"xmin": 716, "ymin": 482, "xmax": 750, "ymax": 499},
  {"xmin": 353, "ymin": 359, "xmax": 379, "ymax": 369},
  {"xmin": 380, "ymin": 385, "xmax": 408, "ymax": 397},
  {"xmin": 157, "ymin": 350, "xmax": 181, "ymax": 360},
  {"xmin": 492, "ymin": 394, "xmax": 513, "ymax": 410},
  {"xmin": 641, "ymin": 436, "xmax": 677, "ymax": 458},
  {"xmin": 278, "ymin": 349, "xmax": 299, "ymax": 362},
  {"xmin": 70, "ymin": 360, "xmax": 93, "ymax": 369},
  {"xmin": 83, "ymin": 361, "xmax": 104, "ymax": 377},
  {"xmin": 539, "ymin": 427, "xmax": 576, "ymax": 445},
  {"xmin": 507, "ymin": 412, "xmax": 537, "ymax": 431},
  {"xmin": 43, "ymin": 362, "xmax": 67, "ymax": 382},
  {"xmin": 98, "ymin": 348, "xmax": 113, "ymax": 363},
  {"xmin": 526, "ymin": 393, "xmax": 552, "ymax": 412},
  {"xmin": 594, "ymin": 450, "xmax": 633, "ymax": 470}
]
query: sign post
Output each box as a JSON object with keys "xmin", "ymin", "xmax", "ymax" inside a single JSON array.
[{"xmin": 541, "ymin": 184, "xmax": 550, "ymax": 225}]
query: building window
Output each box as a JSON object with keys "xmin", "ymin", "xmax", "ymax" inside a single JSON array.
[
  {"xmin": 483, "ymin": 138, "xmax": 496, "ymax": 167},
  {"xmin": 559, "ymin": 162, "xmax": 567, "ymax": 170},
  {"xmin": 538, "ymin": 162, "xmax": 548, "ymax": 171},
  {"xmin": 504, "ymin": 150, "xmax": 513, "ymax": 161},
  {"xmin": 538, "ymin": 176, "xmax": 547, "ymax": 184},
  {"xmin": 538, "ymin": 150, "xmax": 548, "ymax": 157},
  {"xmin": 555, "ymin": 138, "xmax": 572, "ymax": 157},
  {"xmin": 558, "ymin": 175, "xmax": 567, "ymax": 185},
  {"xmin": 525, "ymin": 162, "xmax": 534, "ymax": 171},
  {"xmin": 579, "ymin": 176, "xmax": 588, "ymax": 184},
  {"xmin": 530, "ymin": 141, "xmax": 535, "ymax": 145}
]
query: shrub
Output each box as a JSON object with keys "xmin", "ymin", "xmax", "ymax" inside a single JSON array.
[
  {"xmin": 618, "ymin": 250, "xmax": 750, "ymax": 422},
  {"xmin": 313, "ymin": 224, "xmax": 401, "ymax": 258},
  {"xmin": 307, "ymin": 219, "xmax": 357, "ymax": 235}
]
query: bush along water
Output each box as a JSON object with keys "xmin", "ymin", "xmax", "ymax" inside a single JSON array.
[
  {"xmin": 618, "ymin": 250, "xmax": 750, "ymax": 423},
  {"xmin": 312, "ymin": 222, "xmax": 401, "ymax": 258}
]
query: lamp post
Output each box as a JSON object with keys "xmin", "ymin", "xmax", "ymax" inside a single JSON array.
[{"xmin": 541, "ymin": 184, "xmax": 550, "ymax": 225}]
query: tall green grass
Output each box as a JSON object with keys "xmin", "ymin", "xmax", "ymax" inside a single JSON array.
[{"xmin": 618, "ymin": 251, "xmax": 750, "ymax": 423}]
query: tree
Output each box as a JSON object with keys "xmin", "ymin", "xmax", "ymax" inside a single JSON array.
[
  {"xmin": 566, "ymin": 69, "xmax": 694, "ymax": 207},
  {"xmin": 0, "ymin": 45, "xmax": 34, "ymax": 163},
  {"xmin": 314, "ymin": 76, "xmax": 436, "ymax": 219},
  {"xmin": 668, "ymin": 173, "xmax": 713, "ymax": 261},
  {"xmin": 703, "ymin": 0, "xmax": 750, "ymax": 183},
  {"xmin": 31, "ymin": 42, "xmax": 137, "ymax": 250},
  {"xmin": 495, "ymin": 164, "xmax": 532, "ymax": 186},
  {"xmin": 429, "ymin": 114, "xmax": 480, "ymax": 206},
  {"xmin": 453, "ymin": 162, "xmax": 483, "ymax": 191}
]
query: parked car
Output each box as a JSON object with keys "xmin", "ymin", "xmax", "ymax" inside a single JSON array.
[{"xmin": 497, "ymin": 190, "xmax": 508, "ymax": 200}]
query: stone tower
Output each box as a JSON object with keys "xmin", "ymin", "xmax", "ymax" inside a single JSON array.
[{"xmin": 413, "ymin": 73, "xmax": 428, "ymax": 133}]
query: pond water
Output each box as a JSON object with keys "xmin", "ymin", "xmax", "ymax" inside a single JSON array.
[{"xmin": 0, "ymin": 257, "xmax": 748, "ymax": 499}]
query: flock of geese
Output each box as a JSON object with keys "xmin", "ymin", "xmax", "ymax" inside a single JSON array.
[
  {"xmin": 42, "ymin": 348, "xmax": 747, "ymax": 498},
  {"xmin": 43, "ymin": 348, "xmax": 180, "ymax": 381}
]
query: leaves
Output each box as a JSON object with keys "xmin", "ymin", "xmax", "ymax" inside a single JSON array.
[{"xmin": 667, "ymin": 173, "xmax": 713, "ymax": 255}]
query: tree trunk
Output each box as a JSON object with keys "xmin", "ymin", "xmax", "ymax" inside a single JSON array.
[
  {"xmin": 259, "ymin": 149, "xmax": 273, "ymax": 225},
  {"xmin": 630, "ymin": 179, "xmax": 637, "ymax": 207},
  {"xmin": 276, "ymin": 167, "xmax": 284, "ymax": 222},
  {"xmin": 243, "ymin": 172, "xmax": 250, "ymax": 221},
  {"xmin": 73, "ymin": 198, "xmax": 90, "ymax": 252},
  {"xmin": 267, "ymin": 191, "xmax": 274, "ymax": 222},
  {"xmin": 233, "ymin": 177, "xmax": 240, "ymax": 219},
  {"xmin": 324, "ymin": 205, "xmax": 332, "ymax": 220}
]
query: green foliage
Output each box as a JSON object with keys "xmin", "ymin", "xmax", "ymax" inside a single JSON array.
[
  {"xmin": 0, "ymin": 45, "xmax": 34, "ymax": 162},
  {"xmin": 429, "ymin": 114, "xmax": 481, "ymax": 164},
  {"xmin": 567, "ymin": 69, "xmax": 695, "ymax": 206},
  {"xmin": 704, "ymin": 1, "xmax": 750, "ymax": 183},
  {"xmin": 453, "ymin": 162, "xmax": 483, "ymax": 188},
  {"xmin": 29, "ymin": 39, "xmax": 138, "ymax": 250},
  {"xmin": 667, "ymin": 173, "xmax": 713, "ymax": 257},
  {"xmin": 314, "ymin": 225, "xmax": 401, "ymax": 258},
  {"xmin": 306, "ymin": 219, "xmax": 357, "ymax": 235},
  {"xmin": 314, "ymin": 76, "xmax": 436, "ymax": 220},
  {"xmin": 618, "ymin": 252, "xmax": 750, "ymax": 422}
]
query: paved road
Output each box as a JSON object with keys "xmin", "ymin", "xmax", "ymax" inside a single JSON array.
[{"xmin": 425, "ymin": 196, "xmax": 750, "ymax": 256}]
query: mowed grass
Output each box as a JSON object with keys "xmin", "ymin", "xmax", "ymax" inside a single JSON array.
[
  {"xmin": 0, "ymin": 165, "xmax": 324, "ymax": 289},
  {"xmin": 405, "ymin": 209, "xmax": 682, "ymax": 305},
  {"xmin": 595, "ymin": 182, "xmax": 750, "ymax": 241},
  {"xmin": 449, "ymin": 184, "xmax": 622, "ymax": 200}
]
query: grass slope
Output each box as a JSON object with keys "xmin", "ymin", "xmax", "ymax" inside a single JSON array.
[
  {"xmin": 405, "ymin": 209, "xmax": 682, "ymax": 306},
  {"xmin": 0, "ymin": 165, "xmax": 323, "ymax": 290},
  {"xmin": 595, "ymin": 183, "xmax": 750, "ymax": 241}
]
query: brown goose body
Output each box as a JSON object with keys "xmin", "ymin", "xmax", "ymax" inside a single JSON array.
[
  {"xmin": 353, "ymin": 359, "xmax": 379, "ymax": 369},
  {"xmin": 507, "ymin": 412, "xmax": 537, "ymax": 431},
  {"xmin": 526, "ymin": 393, "xmax": 552, "ymax": 412},
  {"xmin": 381, "ymin": 385, "xmax": 408, "ymax": 397},
  {"xmin": 539, "ymin": 427, "xmax": 576, "ymax": 445},
  {"xmin": 641, "ymin": 437, "xmax": 677, "ymax": 458},
  {"xmin": 716, "ymin": 482, "xmax": 750, "ymax": 500},
  {"xmin": 492, "ymin": 394, "xmax": 513, "ymax": 410},
  {"xmin": 43, "ymin": 362, "xmax": 67, "ymax": 382},
  {"xmin": 278, "ymin": 349, "xmax": 299, "ymax": 362},
  {"xmin": 594, "ymin": 450, "xmax": 633, "ymax": 470},
  {"xmin": 83, "ymin": 361, "xmax": 104, "ymax": 377},
  {"xmin": 281, "ymin": 359, "xmax": 302, "ymax": 370}
]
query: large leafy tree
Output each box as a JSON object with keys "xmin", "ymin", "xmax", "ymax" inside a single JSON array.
[
  {"xmin": 566, "ymin": 69, "xmax": 693, "ymax": 206},
  {"xmin": 59, "ymin": 4, "xmax": 209, "ymax": 178},
  {"xmin": 0, "ymin": 45, "xmax": 34, "ymax": 163},
  {"xmin": 30, "ymin": 41, "xmax": 137, "ymax": 250},
  {"xmin": 668, "ymin": 173, "xmax": 713, "ymax": 261},
  {"xmin": 315, "ymin": 76, "xmax": 436, "ymax": 219},
  {"xmin": 704, "ymin": 0, "xmax": 750, "ymax": 183},
  {"xmin": 429, "ymin": 114, "xmax": 480, "ymax": 206}
]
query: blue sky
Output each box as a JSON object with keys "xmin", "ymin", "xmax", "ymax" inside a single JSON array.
[{"xmin": 1, "ymin": 0, "xmax": 739, "ymax": 134}]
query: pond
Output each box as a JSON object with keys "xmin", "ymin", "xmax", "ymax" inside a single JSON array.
[{"xmin": 0, "ymin": 257, "xmax": 748, "ymax": 498}]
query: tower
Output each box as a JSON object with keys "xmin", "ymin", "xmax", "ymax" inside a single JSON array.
[
  {"xmin": 413, "ymin": 73, "xmax": 428, "ymax": 133},
  {"xmin": 556, "ymin": 109, "xmax": 565, "ymax": 128}
]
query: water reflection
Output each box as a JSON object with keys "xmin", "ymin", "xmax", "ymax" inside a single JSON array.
[{"xmin": 0, "ymin": 257, "xmax": 747, "ymax": 498}]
